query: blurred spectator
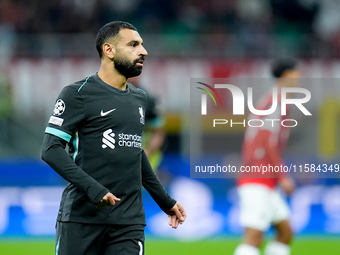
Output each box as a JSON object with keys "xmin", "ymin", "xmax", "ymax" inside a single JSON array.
[{"xmin": 236, "ymin": 0, "xmax": 272, "ymax": 57}]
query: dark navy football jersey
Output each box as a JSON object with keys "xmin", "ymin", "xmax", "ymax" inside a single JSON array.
[{"xmin": 43, "ymin": 74, "xmax": 175, "ymax": 225}]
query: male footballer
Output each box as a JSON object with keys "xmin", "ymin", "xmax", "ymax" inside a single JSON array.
[
  {"xmin": 234, "ymin": 59, "xmax": 299, "ymax": 255},
  {"xmin": 41, "ymin": 21, "xmax": 186, "ymax": 255}
]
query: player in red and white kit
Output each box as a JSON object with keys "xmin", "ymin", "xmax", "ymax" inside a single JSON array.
[{"xmin": 234, "ymin": 59, "xmax": 300, "ymax": 255}]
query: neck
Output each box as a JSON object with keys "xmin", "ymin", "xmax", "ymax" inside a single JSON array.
[{"xmin": 97, "ymin": 61, "xmax": 127, "ymax": 90}]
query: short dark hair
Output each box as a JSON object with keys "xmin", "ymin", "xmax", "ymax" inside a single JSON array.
[
  {"xmin": 95, "ymin": 21, "xmax": 137, "ymax": 58},
  {"xmin": 271, "ymin": 58, "xmax": 298, "ymax": 78}
]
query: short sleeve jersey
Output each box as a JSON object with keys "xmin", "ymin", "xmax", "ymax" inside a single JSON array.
[
  {"xmin": 45, "ymin": 74, "xmax": 149, "ymax": 225},
  {"xmin": 238, "ymin": 87, "xmax": 290, "ymax": 188}
]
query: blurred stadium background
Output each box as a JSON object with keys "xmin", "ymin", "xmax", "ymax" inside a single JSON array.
[{"xmin": 0, "ymin": 0, "xmax": 340, "ymax": 254}]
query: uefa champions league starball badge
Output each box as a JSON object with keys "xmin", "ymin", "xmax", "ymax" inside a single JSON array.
[{"xmin": 53, "ymin": 99, "xmax": 66, "ymax": 116}]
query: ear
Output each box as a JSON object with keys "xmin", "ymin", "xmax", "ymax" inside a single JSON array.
[{"xmin": 102, "ymin": 43, "xmax": 115, "ymax": 59}]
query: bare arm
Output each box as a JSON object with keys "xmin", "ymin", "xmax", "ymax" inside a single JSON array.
[{"xmin": 144, "ymin": 127, "xmax": 165, "ymax": 158}]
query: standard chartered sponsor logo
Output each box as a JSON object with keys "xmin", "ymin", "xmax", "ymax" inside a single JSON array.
[
  {"xmin": 102, "ymin": 129, "xmax": 115, "ymax": 149},
  {"xmin": 117, "ymin": 133, "xmax": 142, "ymax": 148},
  {"xmin": 102, "ymin": 129, "xmax": 142, "ymax": 149}
]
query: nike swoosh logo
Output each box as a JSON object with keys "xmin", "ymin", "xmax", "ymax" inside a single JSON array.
[{"xmin": 101, "ymin": 109, "xmax": 116, "ymax": 116}]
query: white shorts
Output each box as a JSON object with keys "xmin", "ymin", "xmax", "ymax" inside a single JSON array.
[{"xmin": 238, "ymin": 184, "xmax": 290, "ymax": 231}]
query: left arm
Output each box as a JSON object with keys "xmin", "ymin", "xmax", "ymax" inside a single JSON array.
[
  {"xmin": 141, "ymin": 150, "xmax": 186, "ymax": 228},
  {"xmin": 142, "ymin": 150, "xmax": 175, "ymax": 211}
]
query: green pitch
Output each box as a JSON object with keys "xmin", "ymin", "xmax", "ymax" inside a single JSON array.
[{"xmin": 0, "ymin": 238, "xmax": 339, "ymax": 254}]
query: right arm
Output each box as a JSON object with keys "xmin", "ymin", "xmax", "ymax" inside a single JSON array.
[
  {"xmin": 41, "ymin": 133, "xmax": 111, "ymax": 205},
  {"xmin": 42, "ymin": 85, "xmax": 117, "ymax": 208}
]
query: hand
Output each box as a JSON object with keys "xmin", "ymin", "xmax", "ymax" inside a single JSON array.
[
  {"xmin": 95, "ymin": 192, "xmax": 121, "ymax": 209},
  {"xmin": 166, "ymin": 202, "xmax": 186, "ymax": 229},
  {"xmin": 279, "ymin": 178, "xmax": 295, "ymax": 195}
]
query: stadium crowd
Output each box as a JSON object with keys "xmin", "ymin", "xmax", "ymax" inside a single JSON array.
[{"xmin": 1, "ymin": 0, "xmax": 340, "ymax": 57}]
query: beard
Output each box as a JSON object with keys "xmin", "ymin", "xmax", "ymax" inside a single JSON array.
[{"xmin": 114, "ymin": 55, "xmax": 144, "ymax": 78}]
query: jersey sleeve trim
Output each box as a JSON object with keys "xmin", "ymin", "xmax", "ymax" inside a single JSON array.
[
  {"xmin": 45, "ymin": 127, "xmax": 72, "ymax": 143},
  {"xmin": 137, "ymin": 88, "xmax": 147, "ymax": 95},
  {"xmin": 78, "ymin": 76, "xmax": 90, "ymax": 92}
]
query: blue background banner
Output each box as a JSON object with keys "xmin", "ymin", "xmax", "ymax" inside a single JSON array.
[{"xmin": 1, "ymin": 155, "xmax": 339, "ymax": 239}]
